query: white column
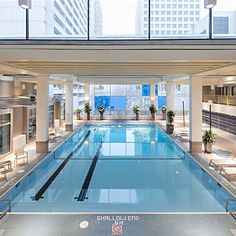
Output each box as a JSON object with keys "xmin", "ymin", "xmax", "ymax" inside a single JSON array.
[
  {"xmin": 150, "ymin": 83, "xmax": 155, "ymax": 105},
  {"xmin": 84, "ymin": 82, "xmax": 89, "ymax": 120},
  {"xmin": 189, "ymin": 76, "xmax": 202, "ymax": 153},
  {"xmin": 166, "ymin": 81, "xmax": 175, "ymax": 111},
  {"xmin": 65, "ymin": 80, "xmax": 74, "ymax": 132},
  {"xmin": 36, "ymin": 75, "xmax": 49, "ymax": 153}
]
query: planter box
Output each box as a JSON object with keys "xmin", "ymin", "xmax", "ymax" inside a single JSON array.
[
  {"xmin": 166, "ymin": 124, "xmax": 174, "ymax": 134},
  {"xmin": 204, "ymin": 142, "xmax": 213, "ymax": 153}
]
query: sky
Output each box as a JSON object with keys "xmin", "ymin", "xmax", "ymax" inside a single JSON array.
[{"xmin": 100, "ymin": 0, "xmax": 138, "ymax": 35}]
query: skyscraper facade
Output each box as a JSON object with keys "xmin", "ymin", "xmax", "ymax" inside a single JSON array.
[
  {"xmin": 0, "ymin": 0, "xmax": 103, "ymax": 37},
  {"xmin": 136, "ymin": 0, "xmax": 201, "ymax": 37}
]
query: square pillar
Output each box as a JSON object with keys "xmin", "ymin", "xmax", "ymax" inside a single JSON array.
[
  {"xmin": 36, "ymin": 75, "xmax": 49, "ymax": 153},
  {"xmin": 189, "ymin": 76, "xmax": 202, "ymax": 153},
  {"xmin": 150, "ymin": 83, "xmax": 156, "ymax": 105},
  {"xmin": 166, "ymin": 81, "xmax": 175, "ymax": 111},
  {"xmin": 65, "ymin": 81, "xmax": 74, "ymax": 132}
]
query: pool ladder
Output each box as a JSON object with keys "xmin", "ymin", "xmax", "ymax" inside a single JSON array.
[
  {"xmin": 226, "ymin": 199, "xmax": 236, "ymax": 220},
  {"xmin": 0, "ymin": 199, "xmax": 11, "ymax": 220}
]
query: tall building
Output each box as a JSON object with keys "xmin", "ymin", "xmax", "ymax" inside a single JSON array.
[
  {"xmin": 0, "ymin": 0, "xmax": 103, "ymax": 37},
  {"xmin": 192, "ymin": 11, "xmax": 236, "ymax": 36},
  {"xmin": 136, "ymin": 0, "xmax": 201, "ymax": 36}
]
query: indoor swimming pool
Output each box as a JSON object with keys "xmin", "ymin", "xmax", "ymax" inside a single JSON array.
[{"xmin": 0, "ymin": 123, "xmax": 234, "ymax": 212}]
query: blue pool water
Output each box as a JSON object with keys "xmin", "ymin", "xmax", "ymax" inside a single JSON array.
[{"xmin": 0, "ymin": 123, "xmax": 233, "ymax": 212}]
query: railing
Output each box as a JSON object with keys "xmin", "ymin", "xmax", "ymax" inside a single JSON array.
[
  {"xmin": 226, "ymin": 199, "xmax": 236, "ymax": 219},
  {"xmin": 203, "ymin": 95, "xmax": 236, "ymax": 106},
  {"xmin": 0, "ymin": 199, "xmax": 11, "ymax": 220},
  {"xmin": 90, "ymin": 109, "xmax": 189, "ymax": 119}
]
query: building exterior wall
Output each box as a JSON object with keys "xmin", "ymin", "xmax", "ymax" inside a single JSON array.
[{"xmin": 136, "ymin": 0, "xmax": 201, "ymax": 36}]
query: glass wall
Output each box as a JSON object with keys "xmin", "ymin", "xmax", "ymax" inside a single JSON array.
[
  {"xmin": 150, "ymin": 0, "xmax": 209, "ymax": 39},
  {"xmin": 0, "ymin": 0, "xmax": 25, "ymax": 38},
  {"xmin": 29, "ymin": 0, "xmax": 88, "ymax": 39},
  {"xmin": 0, "ymin": 0, "xmax": 234, "ymax": 40},
  {"xmin": 90, "ymin": 0, "xmax": 146, "ymax": 39},
  {"xmin": 0, "ymin": 112, "xmax": 11, "ymax": 156},
  {"xmin": 213, "ymin": 0, "xmax": 236, "ymax": 38},
  {"xmin": 90, "ymin": 84, "xmax": 153, "ymax": 116}
]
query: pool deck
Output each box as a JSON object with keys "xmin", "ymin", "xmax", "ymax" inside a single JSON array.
[{"xmin": 1, "ymin": 213, "xmax": 236, "ymax": 236}]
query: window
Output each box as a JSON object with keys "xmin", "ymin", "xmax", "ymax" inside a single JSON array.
[
  {"xmin": 0, "ymin": 113, "xmax": 11, "ymax": 156},
  {"xmin": 213, "ymin": 17, "xmax": 229, "ymax": 34}
]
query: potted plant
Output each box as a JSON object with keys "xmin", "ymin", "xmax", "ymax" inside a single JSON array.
[
  {"xmin": 202, "ymin": 130, "xmax": 216, "ymax": 153},
  {"xmin": 76, "ymin": 108, "xmax": 81, "ymax": 120},
  {"xmin": 161, "ymin": 106, "xmax": 166, "ymax": 120},
  {"xmin": 166, "ymin": 110, "xmax": 175, "ymax": 134},
  {"xmin": 84, "ymin": 102, "xmax": 92, "ymax": 120},
  {"xmin": 149, "ymin": 104, "xmax": 157, "ymax": 120},
  {"xmin": 133, "ymin": 105, "xmax": 140, "ymax": 121},
  {"xmin": 98, "ymin": 106, "xmax": 105, "ymax": 120}
]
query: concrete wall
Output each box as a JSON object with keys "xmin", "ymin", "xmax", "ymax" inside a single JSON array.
[{"xmin": 0, "ymin": 80, "xmax": 14, "ymax": 97}]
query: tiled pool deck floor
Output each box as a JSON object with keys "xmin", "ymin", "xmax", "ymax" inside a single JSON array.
[{"xmin": 1, "ymin": 213, "xmax": 236, "ymax": 236}]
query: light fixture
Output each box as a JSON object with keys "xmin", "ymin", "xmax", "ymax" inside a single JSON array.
[
  {"xmin": 18, "ymin": 0, "xmax": 32, "ymax": 9},
  {"xmin": 207, "ymin": 100, "xmax": 213, "ymax": 104},
  {"xmin": 21, "ymin": 83, "xmax": 26, "ymax": 90},
  {"xmin": 34, "ymin": 85, "xmax": 37, "ymax": 90},
  {"xmin": 79, "ymin": 221, "xmax": 89, "ymax": 229},
  {"xmin": 204, "ymin": 0, "xmax": 217, "ymax": 9}
]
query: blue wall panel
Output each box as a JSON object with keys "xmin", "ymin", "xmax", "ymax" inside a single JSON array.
[
  {"xmin": 158, "ymin": 96, "xmax": 166, "ymax": 108},
  {"xmin": 110, "ymin": 96, "xmax": 126, "ymax": 110},
  {"xmin": 94, "ymin": 96, "xmax": 110, "ymax": 109},
  {"xmin": 142, "ymin": 84, "xmax": 150, "ymax": 96}
]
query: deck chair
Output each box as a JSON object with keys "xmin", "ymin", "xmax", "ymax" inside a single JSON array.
[
  {"xmin": 220, "ymin": 167, "xmax": 236, "ymax": 180},
  {"xmin": 209, "ymin": 157, "xmax": 236, "ymax": 170},
  {"xmin": 15, "ymin": 147, "xmax": 29, "ymax": 167}
]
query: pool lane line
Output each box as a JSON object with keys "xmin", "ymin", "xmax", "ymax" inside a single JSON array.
[
  {"xmin": 33, "ymin": 130, "xmax": 91, "ymax": 201},
  {"xmin": 61, "ymin": 157, "xmax": 185, "ymax": 161},
  {"xmin": 75, "ymin": 141, "xmax": 103, "ymax": 202}
]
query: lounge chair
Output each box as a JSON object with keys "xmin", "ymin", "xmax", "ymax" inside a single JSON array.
[
  {"xmin": 15, "ymin": 148, "xmax": 29, "ymax": 167},
  {"xmin": 209, "ymin": 158, "xmax": 236, "ymax": 170},
  {"xmin": 174, "ymin": 130, "xmax": 189, "ymax": 142},
  {"xmin": 179, "ymin": 133, "xmax": 189, "ymax": 142},
  {"xmin": 0, "ymin": 160, "xmax": 12, "ymax": 180},
  {"xmin": 220, "ymin": 167, "xmax": 236, "ymax": 180}
]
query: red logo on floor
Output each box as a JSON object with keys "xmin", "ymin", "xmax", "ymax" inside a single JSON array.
[{"xmin": 112, "ymin": 225, "xmax": 123, "ymax": 235}]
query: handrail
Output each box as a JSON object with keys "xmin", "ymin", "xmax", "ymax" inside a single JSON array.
[
  {"xmin": 225, "ymin": 199, "xmax": 236, "ymax": 219},
  {"xmin": 0, "ymin": 199, "xmax": 11, "ymax": 220}
]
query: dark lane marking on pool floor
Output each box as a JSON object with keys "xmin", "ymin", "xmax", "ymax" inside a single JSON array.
[
  {"xmin": 33, "ymin": 130, "xmax": 91, "ymax": 201},
  {"xmin": 75, "ymin": 141, "xmax": 103, "ymax": 202}
]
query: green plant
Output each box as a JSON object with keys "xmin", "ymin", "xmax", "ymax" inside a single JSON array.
[
  {"xmin": 149, "ymin": 104, "xmax": 157, "ymax": 114},
  {"xmin": 76, "ymin": 108, "xmax": 81, "ymax": 113},
  {"xmin": 133, "ymin": 105, "xmax": 140, "ymax": 114},
  {"xmin": 202, "ymin": 130, "xmax": 216, "ymax": 144},
  {"xmin": 161, "ymin": 106, "xmax": 166, "ymax": 113},
  {"xmin": 84, "ymin": 102, "xmax": 92, "ymax": 114},
  {"xmin": 98, "ymin": 106, "xmax": 105, "ymax": 114},
  {"xmin": 167, "ymin": 110, "xmax": 175, "ymax": 124}
]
